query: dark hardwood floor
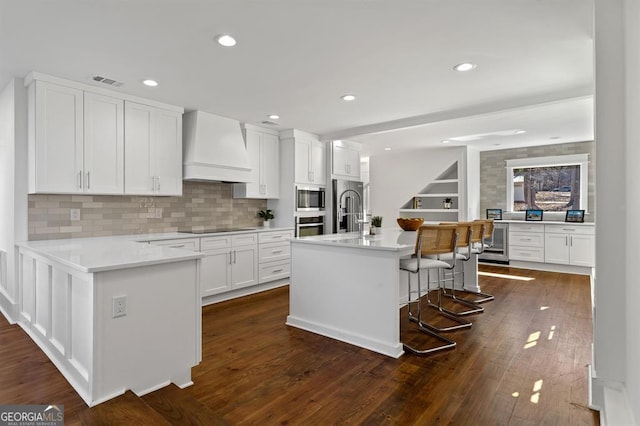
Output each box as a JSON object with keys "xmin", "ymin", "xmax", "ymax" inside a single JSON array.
[{"xmin": 0, "ymin": 265, "xmax": 599, "ymax": 425}]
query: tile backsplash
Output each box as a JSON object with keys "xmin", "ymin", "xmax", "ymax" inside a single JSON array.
[
  {"xmin": 480, "ymin": 141, "xmax": 595, "ymax": 222},
  {"xmin": 28, "ymin": 181, "xmax": 267, "ymax": 240}
]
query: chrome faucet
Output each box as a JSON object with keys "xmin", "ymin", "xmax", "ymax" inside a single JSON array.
[{"xmin": 338, "ymin": 188, "xmax": 366, "ymax": 235}]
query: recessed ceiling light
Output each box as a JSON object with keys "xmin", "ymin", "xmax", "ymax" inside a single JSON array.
[
  {"xmin": 514, "ymin": 130, "xmax": 526, "ymax": 134},
  {"xmin": 453, "ymin": 62, "xmax": 477, "ymax": 72},
  {"xmin": 143, "ymin": 79, "xmax": 158, "ymax": 87},
  {"xmin": 341, "ymin": 94, "xmax": 356, "ymax": 101},
  {"xmin": 268, "ymin": 114, "xmax": 279, "ymax": 120},
  {"xmin": 441, "ymin": 140, "xmax": 451, "ymax": 144},
  {"xmin": 216, "ymin": 34, "xmax": 237, "ymax": 47},
  {"xmin": 384, "ymin": 147, "xmax": 392, "ymax": 151}
]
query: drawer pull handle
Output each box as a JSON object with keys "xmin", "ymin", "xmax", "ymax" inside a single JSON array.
[
  {"xmin": 272, "ymin": 250, "xmax": 283, "ymax": 254},
  {"xmin": 169, "ymin": 244, "xmax": 186, "ymax": 248},
  {"xmin": 562, "ymin": 228, "xmax": 575, "ymax": 231},
  {"xmin": 272, "ymin": 268, "xmax": 284, "ymax": 273}
]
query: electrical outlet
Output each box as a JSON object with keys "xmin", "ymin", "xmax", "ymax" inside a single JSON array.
[
  {"xmin": 155, "ymin": 208, "xmax": 163, "ymax": 219},
  {"xmin": 112, "ymin": 296, "xmax": 127, "ymax": 318},
  {"xmin": 70, "ymin": 209, "xmax": 81, "ymax": 221}
]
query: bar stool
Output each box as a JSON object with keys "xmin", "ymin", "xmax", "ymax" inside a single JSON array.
[
  {"xmin": 466, "ymin": 219, "xmax": 496, "ymax": 303},
  {"xmin": 439, "ymin": 222, "xmax": 484, "ymax": 316},
  {"xmin": 400, "ymin": 224, "xmax": 470, "ymax": 355}
]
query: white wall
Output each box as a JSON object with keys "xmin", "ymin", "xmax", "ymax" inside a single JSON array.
[
  {"xmin": 0, "ymin": 78, "xmax": 27, "ymax": 323},
  {"xmin": 593, "ymin": 0, "xmax": 639, "ymax": 422},
  {"xmin": 369, "ymin": 146, "xmax": 465, "ymax": 227},
  {"xmin": 623, "ymin": 0, "xmax": 640, "ymax": 422}
]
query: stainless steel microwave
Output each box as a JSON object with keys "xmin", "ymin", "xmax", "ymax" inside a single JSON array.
[{"xmin": 296, "ymin": 186, "xmax": 325, "ymax": 211}]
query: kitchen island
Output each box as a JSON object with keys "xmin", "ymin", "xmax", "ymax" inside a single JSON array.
[
  {"xmin": 286, "ymin": 229, "xmax": 479, "ymax": 358},
  {"xmin": 15, "ymin": 236, "xmax": 204, "ymax": 406}
]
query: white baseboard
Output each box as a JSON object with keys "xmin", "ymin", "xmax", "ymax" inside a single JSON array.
[
  {"xmin": 202, "ymin": 279, "xmax": 289, "ymax": 306},
  {"xmin": 590, "ymin": 366, "xmax": 635, "ymax": 426},
  {"xmin": 0, "ymin": 286, "xmax": 17, "ymax": 324}
]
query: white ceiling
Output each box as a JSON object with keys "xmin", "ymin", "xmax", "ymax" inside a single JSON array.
[{"xmin": 0, "ymin": 0, "xmax": 594, "ymax": 156}]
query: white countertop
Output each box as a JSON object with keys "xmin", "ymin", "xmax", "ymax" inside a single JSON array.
[
  {"xmin": 499, "ymin": 220, "xmax": 594, "ymax": 226},
  {"xmin": 17, "ymin": 227, "xmax": 294, "ymax": 273},
  {"xmin": 292, "ymin": 229, "xmax": 417, "ymax": 253}
]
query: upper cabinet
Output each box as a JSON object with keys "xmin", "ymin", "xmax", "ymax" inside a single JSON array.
[
  {"xmin": 28, "ymin": 81, "xmax": 124, "ymax": 194},
  {"xmin": 26, "ymin": 72, "xmax": 183, "ymax": 196},
  {"xmin": 124, "ymin": 102, "xmax": 182, "ymax": 196},
  {"xmin": 331, "ymin": 140, "xmax": 361, "ymax": 180},
  {"xmin": 294, "ymin": 137, "xmax": 325, "ymax": 185},
  {"xmin": 233, "ymin": 125, "xmax": 280, "ymax": 199}
]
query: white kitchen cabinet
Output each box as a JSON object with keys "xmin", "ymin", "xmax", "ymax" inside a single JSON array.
[
  {"xmin": 544, "ymin": 225, "xmax": 595, "ymax": 267},
  {"xmin": 83, "ymin": 92, "xmax": 124, "ymax": 194},
  {"xmin": 258, "ymin": 230, "xmax": 293, "ymax": 284},
  {"xmin": 199, "ymin": 233, "xmax": 258, "ymax": 296},
  {"xmin": 28, "ymin": 80, "xmax": 84, "ymax": 193},
  {"xmin": 332, "ymin": 140, "xmax": 361, "ymax": 179},
  {"xmin": 233, "ymin": 127, "xmax": 280, "ymax": 199},
  {"xmin": 295, "ymin": 138, "xmax": 325, "ymax": 185},
  {"xmin": 29, "ymin": 87, "xmax": 125, "ymax": 194},
  {"xmin": 508, "ymin": 222, "xmax": 545, "ymax": 262},
  {"xmin": 124, "ymin": 101, "xmax": 182, "ymax": 196}
]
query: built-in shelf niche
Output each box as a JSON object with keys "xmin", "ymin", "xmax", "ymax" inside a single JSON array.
[{"xmin": 399, "ymin": 162, "xmax": 459, "ymax": 222}]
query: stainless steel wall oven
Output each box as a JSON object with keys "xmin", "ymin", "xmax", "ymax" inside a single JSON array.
[{"xmin": 296, "ymin": 215, "xmax": 325, "ymax": 237}]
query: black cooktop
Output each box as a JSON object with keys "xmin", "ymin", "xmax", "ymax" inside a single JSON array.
[{"xmin": 178, "ymin": 228, "xmax": 256, "ymax": 234}]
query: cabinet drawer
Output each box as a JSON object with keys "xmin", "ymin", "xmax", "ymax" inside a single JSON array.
[
  {"xmin": 259, "ymin": 242, "xmax": 291, "ymax": 263},
  {"xmin": 509, "ymin": 223, "xmax": 545, "ymax": 233},
  {"xmin": 509, "ymin": 246, "xmax": 545, "ymax": 262},
  {"xmin": 149, "ymin": 238, "xmax": 200, "ymax": 251},
  {"xmin": 232, "ymin": 233, "xmax": 258, "ymax": 246},
  {"xmin": 544, "ymin": 224, "xmax": 595, "ymax": 235},
  {"xmin": 258, "ymin": 260, "xmax": 291, "ymax": 283},
  {"xmin": 259, "ymin": 230, "xmax": 294, "ymax": 243},
  {"xmin": 201, "ymin": 235, "xmax": 232, "ymax": 251},
  {"xmin": 509, "ymin": 232, "xmax": 544, "ymax": 247}
]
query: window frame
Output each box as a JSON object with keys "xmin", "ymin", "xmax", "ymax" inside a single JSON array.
[{"xmin": 505, "ymin": 154, "xmax": 589, "ymax": 213}]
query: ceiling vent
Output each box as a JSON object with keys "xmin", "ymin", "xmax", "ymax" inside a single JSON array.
[
  {"xmin": 91, "ymin": 75, "xmax": 123, "ymax": 87},
  {"xmin": 260, "ymin": 120, "xmax": 279, "ymax": 126}
]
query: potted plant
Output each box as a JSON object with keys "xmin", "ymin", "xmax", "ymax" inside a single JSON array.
[
  {"xmin": 258, "ymin": 209, "xmax": 275, "ymax": 228},
  {"xmin": 370, "ymin": 216, "xmax": 383, "ymax": 235},
  {"xmin": 443, "ymin": 198, "xmax": 453, "ymax": 209}
]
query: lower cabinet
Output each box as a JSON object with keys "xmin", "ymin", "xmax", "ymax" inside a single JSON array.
[
  {"xmin": 148, "ymin": 229, "xmax": 293, "ymax": 300},
  {"xmin": 507, "ymin": 222, "xmax": 595, "ymax": 268},
  {"xmin": 200, "ymin": 233, "xmax": 258, "ymax": 297},
  {"xmin": 544, "ymin": 225, "xmax": 595, "ymax": 267},
  {"xmin": 258, "ymin": 230, "xmax": 294, "ymax": 283}
]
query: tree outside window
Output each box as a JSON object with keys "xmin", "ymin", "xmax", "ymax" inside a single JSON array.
[
  {"xmin": 513, "ymin": 165, "xmax": 581, "ymax": 211},
  {"xmin": 506, "ymin": 154, "xmax": 589, "ymax": 213}
]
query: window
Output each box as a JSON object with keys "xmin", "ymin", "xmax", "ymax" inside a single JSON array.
[{"xmin": 506, "ymin": 154, "xmax": 589, "ymax": 212}]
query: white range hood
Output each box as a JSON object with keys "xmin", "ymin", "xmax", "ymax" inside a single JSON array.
[{"xmin": 183, "ymin": 110, "xmax": 252, "ymax": 183}]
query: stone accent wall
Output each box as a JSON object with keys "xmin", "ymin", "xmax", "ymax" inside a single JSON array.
[
  {"xmin": 28, "ymin": 181, "xmax": 267, "ymax": 240},
  {"xmin": 480, "ymin": 141, "xmax": 595, "ymax": 222}
]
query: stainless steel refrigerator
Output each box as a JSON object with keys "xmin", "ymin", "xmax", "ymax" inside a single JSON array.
[{"xmin": 333, "ymin": 179, "xmax": 364, "ymax": 233}]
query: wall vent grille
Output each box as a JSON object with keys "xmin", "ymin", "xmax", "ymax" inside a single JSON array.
[{"xmin": 260, "ymin": 120, "xmax": 278, "ymax": 126}]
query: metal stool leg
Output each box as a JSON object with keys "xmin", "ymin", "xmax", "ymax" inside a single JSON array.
[
  {"xmin": 402, "ymin": 267, "xmax": 457, "ymax": 355},
  {"xmin": 440, "ymin": 259, "xmax": 484, "ymax": 315}
]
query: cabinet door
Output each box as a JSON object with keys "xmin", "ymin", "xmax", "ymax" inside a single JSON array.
[
  {"xmin": 332, "ymin": 144, "xmax": 360, "ymax": 178},
  {"xmin": 83, "ymin": 92, "xmax": 124, "ymax": 194},
  {"xmin": 231, "ymin": 245, "xmax": 258, "ymax": 289},
  {"xmin": 201, "ymin": 249, "xmax": 232, "ymax": 296},
  {"xmin": 310, "ymin": 140, "xmax": 326, "ymax": 185},
  {"xmin": 124, "ymin": 101, "xmax": 155, "ymax": 194},
  {"xmin": 570, "ymin": 234, "xmax": 595, "ymax": 267},
  {"xmin": 154, "ymin": 108, "xmax": 183, "ymax": 196},
  {"xmin": 544, "ymin": 233, "xmax": 570, "ymax": 264},
  {"xmin": 243, "ymin": 129, "xmax": 262, "ymax": 197},
  {"xmin": 294, "ymin": 138, "xmax": 312, "ymax": 184},
  {"xmin": 261, "ymin": 132, "xmax": 279, "ymax": 198},
  {"xmin": 32, "ymin": 81, "xmax": 84, "ymax": 193}
]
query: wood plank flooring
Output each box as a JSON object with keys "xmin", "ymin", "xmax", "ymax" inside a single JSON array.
[{"xmin": 0, "ymin": 265, "xmax": 599, "ymax": 424}]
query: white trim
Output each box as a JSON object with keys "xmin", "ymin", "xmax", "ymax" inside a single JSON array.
[{"xmin": 506, "ymin": 154, "xmax": 590, "ymax": 213}]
